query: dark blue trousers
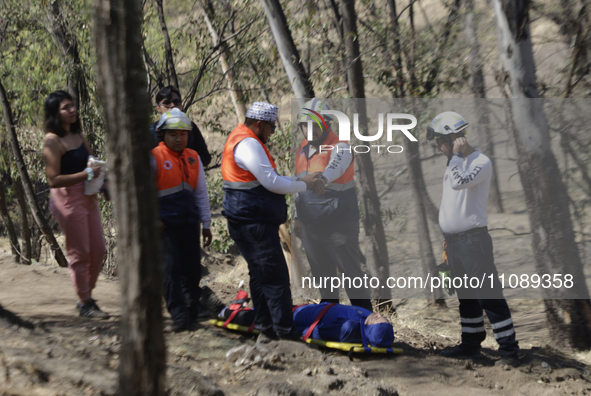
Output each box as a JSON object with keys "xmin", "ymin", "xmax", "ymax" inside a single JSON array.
[
  {"xmin": 446, "ymin": 231, "xmax": 519, "ymax": 357},
  {"xmin": 227, "ymin": 221, "xmax": 294, "ymax": 337},
  {"xmin": 300, "ymin": 220, "xmax": 372, "ymax": 311},
  {"xmin": 162, "ymin": 224, "xmax": 202, "ymax": 327}
]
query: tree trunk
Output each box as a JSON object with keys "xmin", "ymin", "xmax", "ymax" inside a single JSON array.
[
  {"xmin": 405, "ymin": 140, "xmax": 445, "ymax": 304},
  {"xmin": 46, "ymin": 1, "xmax": 89, "ymax": 111},
  {"xmin": 260, "ymin": 0, "xmax": 315, "ymax": 103},
  {"xmin": 386, "ymin": 0, "xmax": 404, "ymax": 98},
  {"xmin": 0, "ymin": 81, "xmax": 68, "ymax": 268},
  {"xmin": 423, "ymin": 0, "xmax": 461, "ymax": 94},
  {"xmin": 13, "ymin": 177, "xmax": 31, "ymax": 264},
  {"xmin": 341, "ymin": 0, "xmax": 390, "ymax": 285},
  {"xmin": 0, "ymin": 173, "xmax": 20, "ymax": 262},
  {"xmin": 93, "ymin": 0, "xmax": 166, "ymax": 394},
  {"xmin": 153, "ymin": 0, "xmax": 179, "ymax": 89},
  {"xmin": 564, "ymin": 1, "xmax": 590, "ymax": 97},
  {"xmin": 493, "ymin": 0, "xmax": 591, "ymax": 349},
  {"xmin": 464, "ymin": 0, "xmax": 504, "ymax": 213},
  {"xmin": 200, "ymin": 0, "xmax": 247, "ymax": 123}
]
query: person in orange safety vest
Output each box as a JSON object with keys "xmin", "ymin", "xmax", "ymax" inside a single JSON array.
[
  {"xmin": 221, "ymin": 101, "xmax": 322, "ymax": 342},
  {"xmin": 152, "ymin": 108, "xmax": 212, "ymax": 332},
  {"xmin": 294, "ymin": 99, "xmax": 372, "ymax": 312}
]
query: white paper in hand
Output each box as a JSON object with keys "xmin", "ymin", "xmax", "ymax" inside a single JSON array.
[{"xmin": 84, "ymin": 156, "xmax": 107, "ymax": 195}]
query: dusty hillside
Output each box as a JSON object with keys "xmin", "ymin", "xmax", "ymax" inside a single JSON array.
[{"xmin": 1, "ymin": 252, "xmax": 591, "ymax": 396}]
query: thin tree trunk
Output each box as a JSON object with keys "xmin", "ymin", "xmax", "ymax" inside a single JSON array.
[
  {"xmin": 423, "ymin": 0, "xmax": 461, "ymax": 94},
  {"xmin": 0, "ymin": 173, "xmax": 20, "ymax": 262},
  {"xmin": 564, "ymin": 2, "xmax": 590, "ymax": 97},
  {"xmin": 341, "ymin": 0, "xmax": 390, "ymax": 285},
  {"xmin": 46, "ymin": 1, "xmax": 89, "ymax": 111},
  {"xmin": 0, "ymin": 81, "xmax": 68, "ymax": 268},
  {"xmin": 493, "ymin": 0, "xmax": 591, "ymax": 349},
  {"xmin": 464, "ymin": 0, "xmax": 504, "ymax": 213},
  {"xmin": 93, "ymin": 0, "xmax": 166, "ymax": 393},
  {"xmin": 153, "ymin": 0, "xmax": 179, "ymax": 89},
  {"xmin": 200, "ymin": 0, "xmax": 247, "ymax": 123},
  {"xmin": 560, "ymin": 132, "xmax": 591, "ymax": 198},
  {"xmin": 386, "ymin": 0, "xmax": 404, "ymax": 98},
  {"xmin": 384, "ymin": 1, "xmax": 441, "ymax": 302},
  {"xmin": 13, "ymin": 178, "xmax": 31, "ymax": 264},
  {"xmin": 406, "ymin": 141, "xmax": 445, "ymax": 304},
  {"xmin": 260, "ymin": 0, "xmax": 315, "ymax": 103}
]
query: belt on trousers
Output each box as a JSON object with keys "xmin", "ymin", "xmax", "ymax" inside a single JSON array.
[{"xmin": 444, "ymin": 226, "xmax": 488, "ymax": 244}]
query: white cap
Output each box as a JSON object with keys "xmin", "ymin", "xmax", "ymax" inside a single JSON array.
[{"xmin": 245, "ymin": 102, "xmax": 278, "ymax": 122}]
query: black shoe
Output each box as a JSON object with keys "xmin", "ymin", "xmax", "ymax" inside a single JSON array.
[
  {"xmin": 440, "ymin": 344, "xmax": 480, "ymax": 358},
  {"xmin": 166, "ymin": 320, "xmax": 191, "ymax": 333},
  {"xmin": 495, "ymin": 354, "xmax": 519, "ymax": 367},
  {"xmin": 279, "ymin": 333, "xmax": 302, "ymax": 342},
  {"xmin": 196, "ymin": 302, "xmax": 212, "ymax": 320},
  {"xmin": 79, "ymin": 299, "xmax": 110, "ymax": 319},
  {"xmin": 256, "ymin": 330, "xmax": 279, "ymax": 344},
  {"xmin": 199, "ymin": 286, "xmax": 227, "ymax": 318}
]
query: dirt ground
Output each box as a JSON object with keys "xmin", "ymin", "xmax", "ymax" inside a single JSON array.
[{"xmin": 1, "ymin": 249, "xmax": 591, "ymax": 396}]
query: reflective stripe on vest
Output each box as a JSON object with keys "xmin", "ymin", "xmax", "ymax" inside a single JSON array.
[
  {"xmin": 222, "ymin": 180, "xmax": 262, "ymax": 190},
  {"xmin": 295, "ymin": 132, "xmax": 355, "ymax": 191},
  {"xmin": 221, "ymin": 123, "xmax": 277, "ymax": 189},
  {"xmin": 158, "ymin": 181, "xmax": 195, "ymax": 197}
]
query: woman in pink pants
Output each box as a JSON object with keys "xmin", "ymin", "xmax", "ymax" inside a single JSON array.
[{"xmin": 43, "ymin": 90, "xmax": 109, "ymax": 319}]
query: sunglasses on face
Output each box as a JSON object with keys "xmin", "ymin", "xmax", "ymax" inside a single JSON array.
[{"xmin": 158, "ymin": 98, "xmax": 182, "ymax": 107}]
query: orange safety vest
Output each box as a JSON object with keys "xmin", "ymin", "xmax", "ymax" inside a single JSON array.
[
  {"xmin": 221, "ymin": 123, "xmax": 287, "ymax": 224},
  {"xmin": 221, "ymin": 123, "xmax": 278, "ymax": 189},
  {"xmin": 152, "ymin": 141, "xmax": 200, "ymax": 196},
  {"xmin": 295, "ymin": 130, "xmax": 355, "ymax": 191}
]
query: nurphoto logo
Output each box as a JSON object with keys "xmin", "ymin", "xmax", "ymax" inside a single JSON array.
[{"xmin": 301, "ymin": 108, "xmax": 418, "ymax": 154}]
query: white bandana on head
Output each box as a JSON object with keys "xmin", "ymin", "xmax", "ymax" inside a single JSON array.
[{"xmin": 245, "ymin": 102, "xmax": 278, "ymax": 123}]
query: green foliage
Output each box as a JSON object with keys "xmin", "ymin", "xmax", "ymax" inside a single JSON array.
[
  {"xmin": 209, "ymin": 218, "xmax": 234, "ymax": 254},
  {"xmin": 0, "ymin": 0, "xmax": 589, "ymax": 274}
]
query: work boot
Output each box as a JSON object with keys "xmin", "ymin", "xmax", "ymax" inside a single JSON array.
[
  {"xmin": 495, "ymin": 354, "xmax": 520, "ymax": 367},
  {"xmin": 79, "ymin": 299, "xmax": 110, "ymax": 319},
  {"xmin": 199, "ymin": 285, "xmax": 227, "ymax": 318},
  {"xmin": 196, "ymin": 302, "xmax": 212, "ymax": 320},
  {"xmin": 256, "ymin": 329, "xmax": 279, "ymax": 344},
  {"xmin": 440, "ymin": 344, "xmax": 480, "ymax": 358},
  {"xmin": 164, "ymin": 319, "xmax": 191, "ymax": 333},
  {"xmin": 278, "ymin": 329, "xmax": 302, "ymax": 342}
]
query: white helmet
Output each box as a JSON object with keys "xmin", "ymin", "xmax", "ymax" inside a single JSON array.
[
  {"xmin": 297, "ymin": 98, "xmax": 334, "ymax": 124},
  {"xmin": 156, "ymin": 108, "xmax": 192, "ymax": 131},
  {"xmin": 426, "ymin": 111, "xmax": 469, "ymax": 141}
]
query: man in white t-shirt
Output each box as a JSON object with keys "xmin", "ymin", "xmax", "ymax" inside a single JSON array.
[{"xmin": 427, "ymin": 111, "xmax": 519, "ymax": 367}]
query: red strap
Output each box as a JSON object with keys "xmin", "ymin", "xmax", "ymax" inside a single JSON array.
[
  {"xmin": 223, "ymin": 308, "xmax": 244, "ymax": 327},
  {"xmin": 292, "ymin": 304, "xmax": 308, "ymax": 313},
  {"xmin": 302, "ymin": 303, "xmax": 336, "ymax": 341},
  {"xmin": 247, "ymin": 323, "xmax": 255, "ymax": 333}
]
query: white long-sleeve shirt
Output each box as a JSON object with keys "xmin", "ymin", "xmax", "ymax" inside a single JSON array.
[
  {"xmin": 438, "ymin": 151, "xmax": 492, "ymax": 234},
  {"xmin": 194, "ymin": 157, "xmax": 211, "ymax": 229},
  {"xmin": 234, "ymin": 138, "xmax": 307, "ymax": 194}
]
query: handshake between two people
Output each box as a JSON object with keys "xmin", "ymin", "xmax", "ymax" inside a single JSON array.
[{"xmin": 298, "ymin": 172, "xmax": 327, "ymax": 195}]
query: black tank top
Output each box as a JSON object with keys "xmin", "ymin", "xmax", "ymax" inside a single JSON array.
[{"xmin": 60, "ymin": 144, "xmax": 89, "ymax": 175}]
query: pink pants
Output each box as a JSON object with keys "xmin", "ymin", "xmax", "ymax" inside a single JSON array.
[{"xmin": 50, "ymin": 182, "xmax": 106, "ymax": 302}]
